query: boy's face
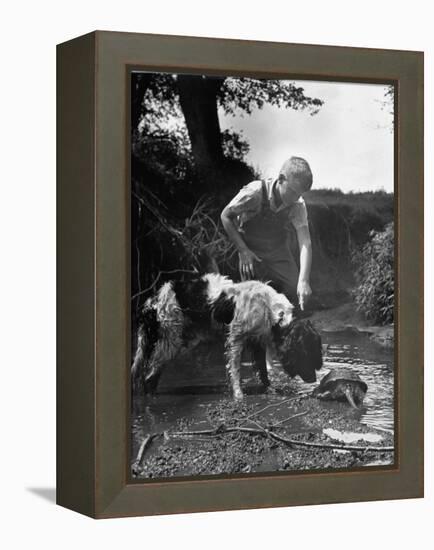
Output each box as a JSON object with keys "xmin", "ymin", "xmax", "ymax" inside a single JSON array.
[{"xmin": 278, "ymin": 174, "xmax": 304, "ymax": 206}]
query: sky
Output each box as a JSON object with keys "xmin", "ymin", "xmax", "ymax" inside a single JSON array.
[{"xmin": 219, "ymin": 80, "xmax": 394, "ymax": 193}]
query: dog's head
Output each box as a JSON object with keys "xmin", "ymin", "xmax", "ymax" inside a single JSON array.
[{"xmin": 273, "ymin": 319, "xmax": 323, "ymax": 383}]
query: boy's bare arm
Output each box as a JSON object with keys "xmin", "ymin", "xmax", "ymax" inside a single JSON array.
[
  {"xmin": 295, "ymin": 224, "xmax": 312, "ymax": 308},
  {"xmin": 221, "ymin": 206, "xmax": 261, "ymax": 279},
  {"xmin": 220, "ymin": 205, "xmax": 249, "ymax": 252}
]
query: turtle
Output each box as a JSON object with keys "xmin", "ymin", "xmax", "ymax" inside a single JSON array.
[{"xmin": 312, "ymin": 368, "xmax": 367, "ymax": 408}]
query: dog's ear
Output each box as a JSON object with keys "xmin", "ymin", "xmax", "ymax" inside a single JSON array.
[
  {"xmin": 307, "ymin": 320, "xmax": 323, "ymax": 371},
  {"xmin": 277, "ymin": 319, "xmax": 323, "ymax": 383},
  {"xmin": 298, "ymin": 320, "xmax": 323, "ymax": 381}
]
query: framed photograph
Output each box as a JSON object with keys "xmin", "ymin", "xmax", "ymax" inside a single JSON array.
[{"xmin": 57, "ymin": 31, "xmax": 423, "ymax": 518}]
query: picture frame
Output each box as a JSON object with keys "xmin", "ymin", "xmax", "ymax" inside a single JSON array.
[{"xmin": 57, "ymin": 30, "xmax": 423, "ymax": 518}]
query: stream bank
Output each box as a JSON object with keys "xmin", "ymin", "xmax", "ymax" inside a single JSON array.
[
  {"xmin": 132, "ymin": 394, "xmax": 394, "ymax": 479},
  {"xmin": 132, "ymin": 306, "xmax": 395, "ymax": 480}
]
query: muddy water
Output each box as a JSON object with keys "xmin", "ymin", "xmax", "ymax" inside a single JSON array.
[
  {"xmin": 315, "ymin": 330, "xmax": 394, "ymax": 432},
  {"xmin": 131, "ymin": 329, "xmax": 394, "ymax": 463}
]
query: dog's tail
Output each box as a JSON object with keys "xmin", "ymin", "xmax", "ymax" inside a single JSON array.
[
  {"xmin": 131, "ymin": 324, "xmax": 145, "ymax": 393},
  {"xmin": 131, "ymin": 299, "xmax": 159, "ymax": 394}
]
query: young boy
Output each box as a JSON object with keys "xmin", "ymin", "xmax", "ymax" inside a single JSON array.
[{"xmin": 221, "ymin": 156, "xmax": 313, "ymax": 311}]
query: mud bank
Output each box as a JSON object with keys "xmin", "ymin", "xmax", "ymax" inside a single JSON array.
[
  {"xmin": 132, "ymin": 395, "xmax": 394, "ymax": 480},
  {"xmin": 131, "ymin": 303, "xmax": 394, "ymax": 480}
]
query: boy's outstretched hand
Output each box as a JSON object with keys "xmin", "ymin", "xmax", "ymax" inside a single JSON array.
[{"xmin": 297, "ymin": 280, "xmax": 312, "ymax": 311}]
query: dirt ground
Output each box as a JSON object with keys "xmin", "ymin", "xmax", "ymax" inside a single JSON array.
[
  {"xmin": 132, "ymin": 393, "xmax": 394, "ymax": 479},
  {"xmin": 132, "ymin": 301, "xmax": 394, "ymax": 480}
]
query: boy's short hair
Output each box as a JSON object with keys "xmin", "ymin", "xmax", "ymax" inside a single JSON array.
[{"xmin": 279, "ymin": 156, "xmax": 313, "ymax": 191}]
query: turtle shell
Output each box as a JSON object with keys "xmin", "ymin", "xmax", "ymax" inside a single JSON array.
[{"xmin": 317, "ymin": 368, "xmax": 367, "ymax": 393}]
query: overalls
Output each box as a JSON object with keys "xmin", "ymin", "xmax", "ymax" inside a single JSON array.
[{"xmin": 241, "ymin": 180, "xmax": 299, "ymax": 303}]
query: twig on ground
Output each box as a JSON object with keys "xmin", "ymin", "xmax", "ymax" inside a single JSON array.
[
  {"xmin": 238, "ymin": 396, "xmax": 300, "ymax": 426},
  {"xmin": 247, "ymin": 419, "xmax": 270, "ymax": 438},
  {"xmin": 171, "ymin": 426, "xmax": 266, "ymax": 438},
  {"xmin": 168, "ymin": 425, "xmax": 394, "ymax": 453},
  {"xmin": 270, "ymin": 410, "xmax": 309, "ymax": 427},
  {"xmin": 132, "ymin": 434, "xmax": 160, "ymax": 475},
  {"xmin": 265, "ymin": 431, "xmax": 394, "ymax": 453}
]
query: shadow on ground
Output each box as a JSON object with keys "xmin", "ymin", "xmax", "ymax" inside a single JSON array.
[{"xmin": 27, "ymin": 488, "xmax": 56, "ymax": 504}]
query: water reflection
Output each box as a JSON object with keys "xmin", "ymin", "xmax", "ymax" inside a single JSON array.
[{"xmin": 318, "ymin": 331, "xmax": 394, "ymax": 431}]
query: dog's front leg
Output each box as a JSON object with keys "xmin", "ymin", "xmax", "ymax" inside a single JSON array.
[
  {"xmin": 251, "ymin": 341, "xmax": 270, "ymax": 389},
  {"xmin": 225, "ymin": 330, "xmax": 244, "ymax": 400}
]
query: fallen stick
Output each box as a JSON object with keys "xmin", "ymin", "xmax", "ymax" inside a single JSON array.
[
  {"xmin": 238, "ymin": 396, "xmax": 300, "ymax": 426},
  {"xmin": 171, "ymin": 426, "xmax": 263, "ymax": 437},
  {"xmin": 249, "ymin": 418, "xmax": 270, "ymax": 434},
  {"xmin": 266, "ymin": 431, "xmax": 395, "ymax": 453},
  {"xmin": 271, "ymin": 410, "xmax": 309, "ymax": 427},
  {"xmin": 169, "ymin": 425, "xmax": 394, "ymax": 453},
  {"xmin": 132, "ymin": 434, "xmax": 160, "ymax": 475}
]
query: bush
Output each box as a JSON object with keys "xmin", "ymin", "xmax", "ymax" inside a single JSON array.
[{"xmin": 352, "ymin": 223, "xmax": 394, "ymax": 325}]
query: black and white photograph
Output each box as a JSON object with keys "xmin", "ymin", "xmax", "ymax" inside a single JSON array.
[{"xmin": 130, "ymin": 71, "xmax": 395, "ymax": 480}]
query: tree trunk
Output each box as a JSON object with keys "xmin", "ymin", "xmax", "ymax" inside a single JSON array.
[{"xmin": 177, "ymin": 75, "xmax": 225, "ymax": 190}]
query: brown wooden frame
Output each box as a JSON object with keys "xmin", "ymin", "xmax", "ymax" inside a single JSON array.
[{"xmin": 57, "ymin": 31, "xmax": 423, "ymax": 518}]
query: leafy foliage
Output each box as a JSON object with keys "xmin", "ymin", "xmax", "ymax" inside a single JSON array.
[
  {"xmin": 132, "ymin": 124, "xmax": 194, "ymax": 191},
  {"xmin": 132, "ymin": 73, "xmax": 324, "ymax": 190},
  {"xmin": 378, "ymin": 84, "xmax": 394, "ymax": 132},
  {"xmin": 352, "ymin": 223, "xmax": 394, "ymax": 325},
  {"xmin": 221, "ymin": 129, "xmax": 250, "ymax": 160},
  {"xmin": 217, "ymin": 78, "xmax": 323, "ymax": 116},
  {"xmin": 133, "ymin": 73, "xmax": 179, "ymax": 128}
]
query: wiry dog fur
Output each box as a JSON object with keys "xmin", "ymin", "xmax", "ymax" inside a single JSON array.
[{"xmin": 132, "ymin": 273, "xmax": 322, "ymax": 399}]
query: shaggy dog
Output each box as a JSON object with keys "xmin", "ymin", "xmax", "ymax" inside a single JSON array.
[{"xmin": 131, "ymin": 273, "xmax": 322, "ymax": 399}]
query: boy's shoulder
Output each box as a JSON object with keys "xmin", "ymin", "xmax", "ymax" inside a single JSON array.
[
  {"xmin": 233, "ymin": 179, "xmax": 264, "ymax": 201},
  {"xmin": 244, "ymin": 179, "xmax": 264, "ymax": 193},
  {"xmin": 226, "ymin": 180, "xmax": 263, "ymax": 213}
]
